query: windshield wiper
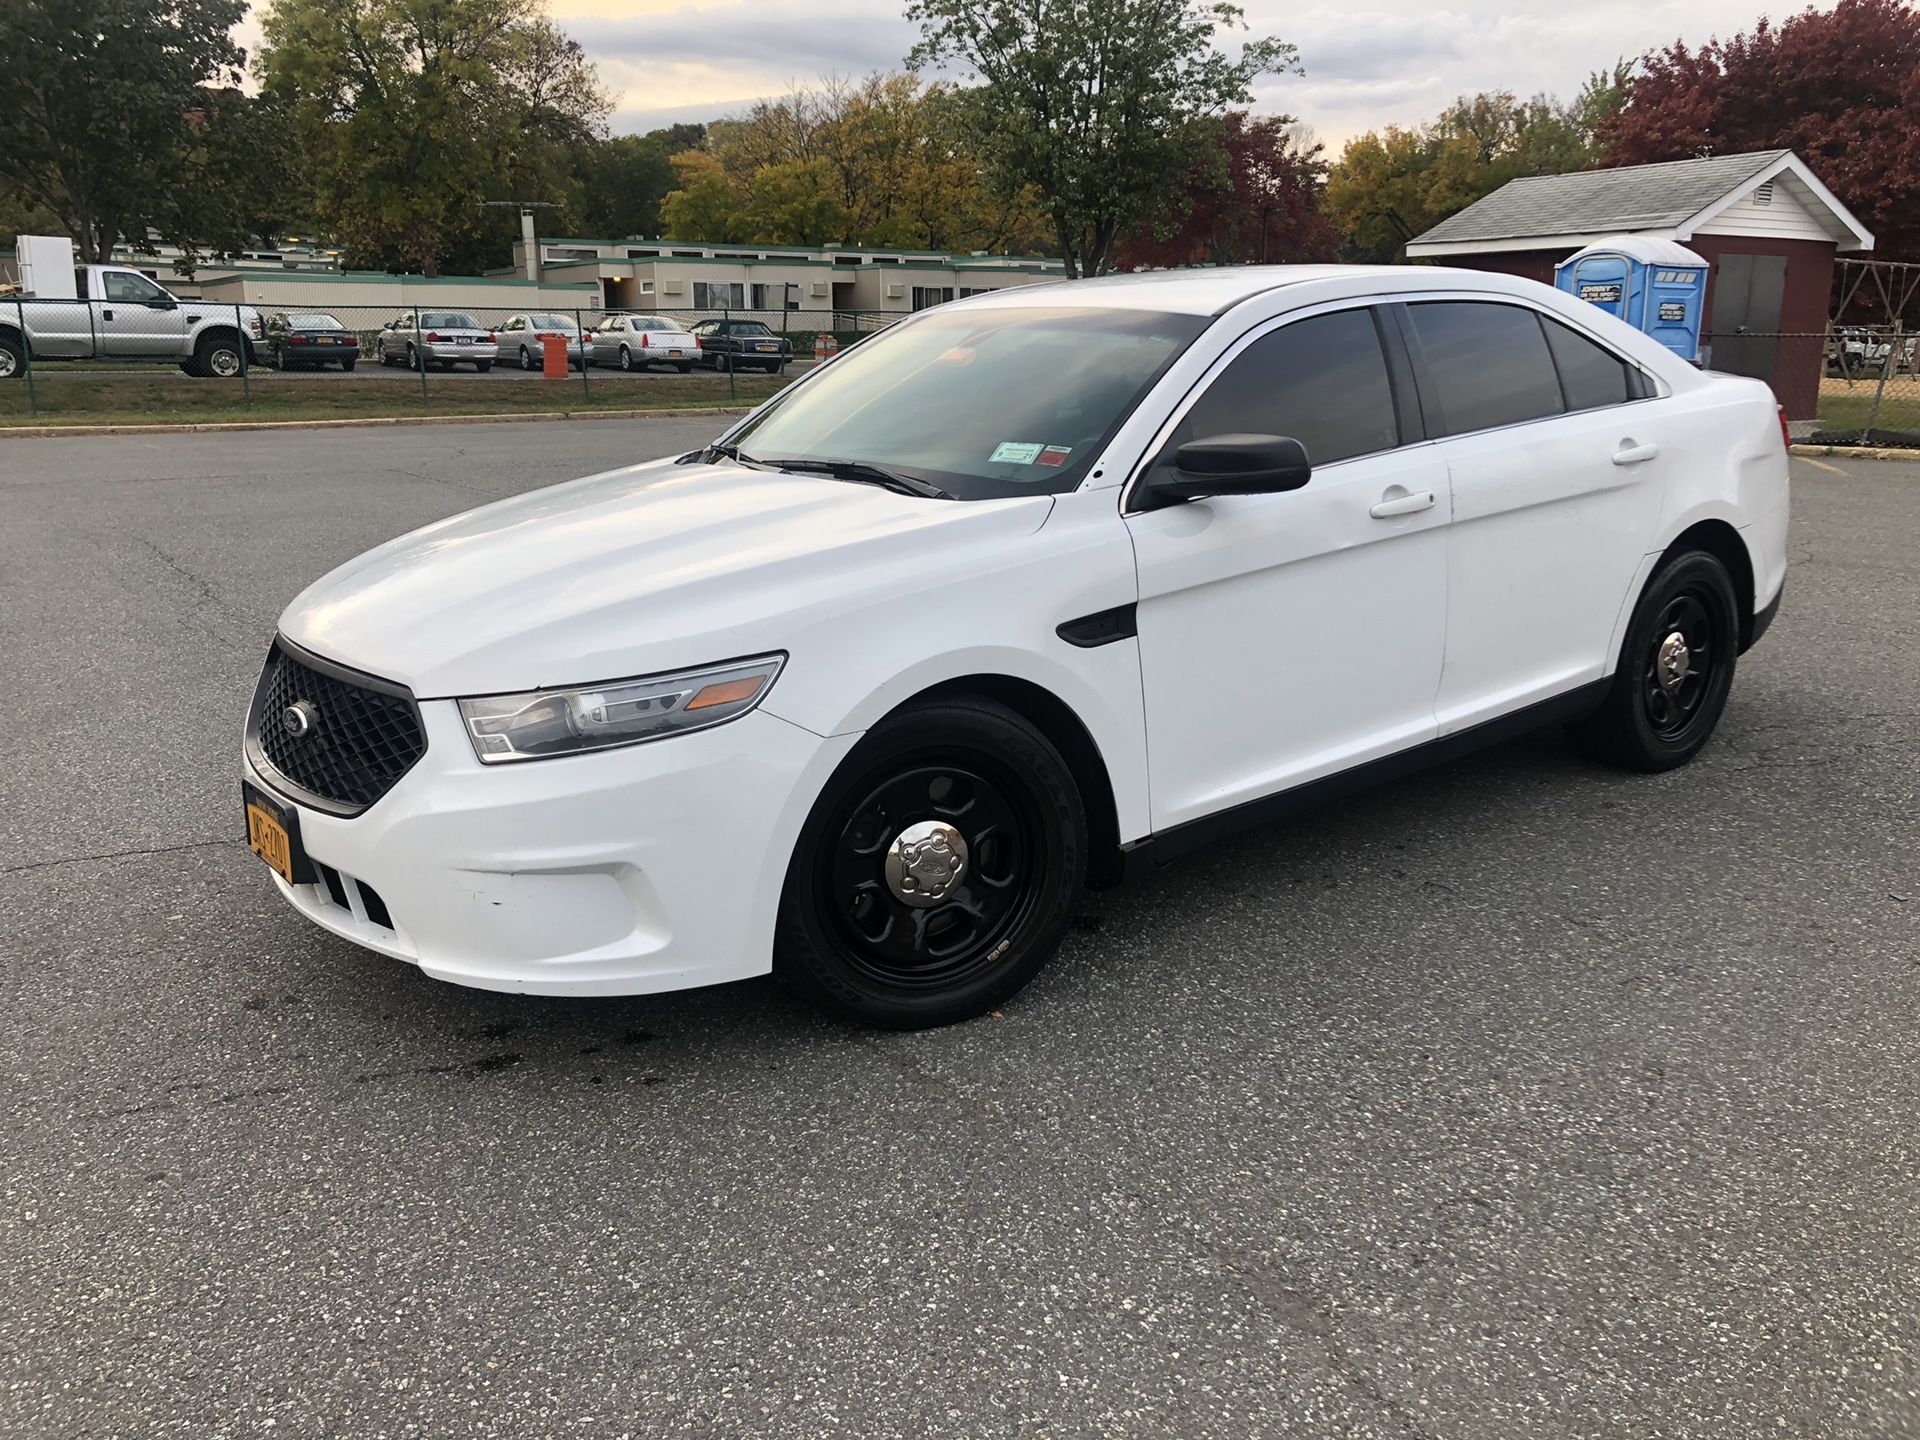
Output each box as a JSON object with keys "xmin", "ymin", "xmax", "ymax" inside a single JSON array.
[
  {"xmin": 763, "ymin": 457, "xmax": 954, "ymax": 500},
  {"xmin": 701, "ymin": 442, "xmax": 774, "ymax": 469}
]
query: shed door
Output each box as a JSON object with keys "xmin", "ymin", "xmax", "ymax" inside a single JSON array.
[{"xmin": 1709, "ymin": 253, "xmax": 1786, "ymax": 381}]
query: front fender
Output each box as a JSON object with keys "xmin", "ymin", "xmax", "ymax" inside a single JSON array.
[{"xmin": 759, "ymin": 489, "xmax": 1152, "ymax": 842}]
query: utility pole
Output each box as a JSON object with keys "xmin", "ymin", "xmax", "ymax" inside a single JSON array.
[{"xmin": 480, "ymin": 200, "xmax": 560, "ymax": 283}]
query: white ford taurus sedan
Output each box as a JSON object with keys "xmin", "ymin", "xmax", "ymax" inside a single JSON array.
[{"xmin": 242, "ymin": 266, "xmax": 1789, "ymax": 1027}]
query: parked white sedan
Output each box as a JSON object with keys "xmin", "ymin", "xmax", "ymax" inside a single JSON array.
[
  {"xmin": 589, "ymin": 314, "xmax": 698, "ymax": 373},
  {"xmin": 243, "ymin": 266, "xmax": 1788, "ymax": 1028}
]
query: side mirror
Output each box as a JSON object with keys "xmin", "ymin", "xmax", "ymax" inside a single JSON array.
[{"xmin": 1144, "ymin": 434, "xmax": 1313, "ymax": 506}]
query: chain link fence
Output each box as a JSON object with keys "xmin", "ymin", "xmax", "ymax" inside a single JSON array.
[
  {"xmin": 1695, "ymin": 329, "xmax": 1918, "ymax": 448},
  {"xmin": 0, "ymin": 300, "xmax": 900, "ymax": 425}
]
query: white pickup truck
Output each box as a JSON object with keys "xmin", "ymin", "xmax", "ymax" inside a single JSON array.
[{"xmin": 0, "ymin": 262, "xmax": 265, "ymax": 379}]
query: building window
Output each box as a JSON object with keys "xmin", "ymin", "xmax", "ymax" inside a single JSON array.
[
  {"xmin": 693, "ymin": 281, "xmax": 745, "ymax": 309},
  {"xmin": 752, "ymin": 282, "xmax": 801, "ymax": 311},
  {"xmin": 911, "ymin": 286, "xmax": 955, "ymax": 311},
  {"xmin": 958, "ymin": 287, "xmax": 992, "ymax": 298}
]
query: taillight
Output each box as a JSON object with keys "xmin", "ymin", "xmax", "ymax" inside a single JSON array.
[
  {"xmin": 289, "ymin": 335, "xmax": 309, "ymax": 345},
  {"xmin": 425, "ymin": 331, "xmax": 441, "ymax": 343},
  {"xmin": 1778, "ymin": 404, "xmax": 1791, "ymax": 450},
  {"xmin": 641, "ymin": 332, "xmax": 650, "ymax": 347},
  {"xmin": 484, "ymin": 333, "xmax": 496, "ymax": 343}
]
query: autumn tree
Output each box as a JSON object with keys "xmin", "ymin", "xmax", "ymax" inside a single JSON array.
[
  {"xmin": 573, "ymin": 125, "xmax": 706, "ymax": 240},
  {"xmin": 907, "ymin": 0, "xmax": 1297, "ymax": 277},
  {"xmin": 0, "ymin": 0, "xmax": 248, "ymax": 262},
  {"xmin": 1598, "ymin": 0, "xmax": 1920, "ymax": 258},
  {"xmin": 1325, "ymin": 75, "xmax": 1626, "ymax": 262},
  {"xmin": 1114, "ymin": 113, "xmax": 1337, "ymax": 269},
  {"xmin": 259, "ymin": 0, "xmax": 609, "ymax": 274},
  {"xmin": 660, "ymin": 75, "xmax": 1046, "ymax": 252}
]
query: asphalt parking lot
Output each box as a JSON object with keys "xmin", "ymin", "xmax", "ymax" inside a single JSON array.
[{"xmin": 2, "ymin": 425, "xmax": 1916, "ymax": 1438}]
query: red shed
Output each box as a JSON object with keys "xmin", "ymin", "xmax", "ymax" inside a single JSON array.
[{"xmin": 1404, "ymin": 150, "xmax": 1875, "ymax": 424}]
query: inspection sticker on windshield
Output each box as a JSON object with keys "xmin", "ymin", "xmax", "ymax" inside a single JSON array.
[
  {"xmin": 1036, "ymin": 446, "xmax": 1072, "ymax": 468},
  {"xmin": 990, "ymin": 442, "xmax": 1045, "ymax": 464}
]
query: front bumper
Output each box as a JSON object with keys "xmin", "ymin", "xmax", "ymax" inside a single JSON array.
[
  {"xmin": 425, "ymin": 342, "xmax": 498, "ymax": 363},
  {"xmin": 244, "ymin": 704, "xmax": 857, "ymax": 996}
]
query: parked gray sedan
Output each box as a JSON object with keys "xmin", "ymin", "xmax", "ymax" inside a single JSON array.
[
  {"xmin": 375, "ymin": 313, "xmax": 498, "ymax": 372},
  {"xmin": 499, "ymin": 313, "xmax": 590, "ymax": 370}
]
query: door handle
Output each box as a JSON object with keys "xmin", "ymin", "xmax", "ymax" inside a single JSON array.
[
  {"xmin": 102, "ymin": 309, "xmax": 114, "ymax": 321},
  {"xmin": 1369, "ymin": 490, "xmax": 1435, "ymax": 519},
  {"xmin": 1613, "ymin": 442, "xmax": 1660, "ymax": 466}
]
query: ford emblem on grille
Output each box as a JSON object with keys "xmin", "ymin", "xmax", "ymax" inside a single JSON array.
[{"xmin": 282, "ymin": 699, "xmax": 318, "ymax": 738}]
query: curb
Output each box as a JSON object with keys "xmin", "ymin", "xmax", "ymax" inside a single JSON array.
[
  {"xmin": 0, "ymin": 405, "xmax": 758, "ymax": 439},
  {"xmin": 1790, "ymin": 443, "xmax": 1918, "ymax": 463}
]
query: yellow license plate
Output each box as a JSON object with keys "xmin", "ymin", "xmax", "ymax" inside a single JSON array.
[{"xmin": 247, "ymin": 802, "xmax": 294, "ymax": 883}]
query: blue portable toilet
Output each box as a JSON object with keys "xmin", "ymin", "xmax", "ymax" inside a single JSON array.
[{"xmin": 1554, "ymin": 235, "xmax": 1709, "ymax": 363}]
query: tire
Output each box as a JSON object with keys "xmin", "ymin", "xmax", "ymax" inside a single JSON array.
[
  {"xmin": 474, "ymin": 361, "xmax": 492, "ymax": 374},
  {"xmin": 1570, "ymin": 550, "xmax": 1740, "ymax": 772},
  {"xmin": 340, "ymin": 358, "xmax": 356, "ymax": 372},
  {"xmin": 519, "ymin": 345, "xmax": 535, "ymax": 370},
  {"xmin": 619, "ymin": 345, "xmax": 635, "ymax": 372},
  {"xmin": 406, "ymin": 344, "xmax": 420, "ymax": 370},
  {"xmin": 194, "ymin": 331, "xmax": 245, "ymax": 379},
  {"xmin": 764, "ymin": 361, "xmax": 782, "ymax": 374},
  {"xmin": 775, "ymin": 696, "xmax": 1088, "ymax": 1029},
  {"xmin": 0, "ymin": 330, "xmax": 22, "ymax": 380},
  {"xmin": 676, "ymin": 362, "xmax": 693, "ymax": 375}
]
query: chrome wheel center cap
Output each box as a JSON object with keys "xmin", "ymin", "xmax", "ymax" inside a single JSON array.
[
  {"xmin": 884, "ymin": 820, "xmax": 969, "ymax": 908},
  {"xmin": 1657, "ymin": 630, "xmax": 1692, "ymax": 690}
]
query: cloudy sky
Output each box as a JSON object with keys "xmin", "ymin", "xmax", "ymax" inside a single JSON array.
[
  {"xmin": 548, "ymin": 0, "xmax": 1820, "ymax": 147},
  {"xmin": 238, "ymin": 0, "xmax": 1821, "ymax": 150}
]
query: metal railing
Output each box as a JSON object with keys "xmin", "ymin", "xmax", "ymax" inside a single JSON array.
[{"xmin": 0, "ymin": 300, "xmax": 902, "ymax": 423}]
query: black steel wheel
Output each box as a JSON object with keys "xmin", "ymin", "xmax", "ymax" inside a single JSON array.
[
  {"xmin": 776, "ymin": 696, "xmax": 1087, "ymax": 1028},
  {"xmin": 1571, "ymin": 549, "xmax": 1739, "ymax": 771}
]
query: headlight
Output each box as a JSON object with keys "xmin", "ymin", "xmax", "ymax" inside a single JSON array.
[{"xmin": 457, "ymin": 653, "xmax": 785, "ymax": 764}]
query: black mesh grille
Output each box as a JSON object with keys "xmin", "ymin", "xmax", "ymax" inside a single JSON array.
[{"xmin": 249, "ymin": 643, "xmax": 426, "ymax": 813}]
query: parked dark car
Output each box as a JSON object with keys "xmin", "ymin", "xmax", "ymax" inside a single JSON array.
[
  {"xmin": 691, "ymin": 318, "xmax": 791, "ymax": 373},
  {"xmin": 265, "ymin": 312, "xmax": 360, "ymax": 371}
]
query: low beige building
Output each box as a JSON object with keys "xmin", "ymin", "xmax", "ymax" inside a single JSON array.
[
  {"xmin": 510, "ymin": 237, "xmax": 1064, "ymax": 316},
  {"xmin": 3, "ymin": 234, "xmax": 1063, "ymax": 323}
]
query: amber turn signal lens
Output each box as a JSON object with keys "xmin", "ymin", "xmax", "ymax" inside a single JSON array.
[{"xmin": 685, "ymin": 676, "xmax": 766, "ymax": 711}]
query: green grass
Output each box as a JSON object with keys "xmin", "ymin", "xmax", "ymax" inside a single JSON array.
[
  {"xmin": 1816, "ymin": 378, "xmax": 1920, "ymax": 439},
  {"xmin": 0, "ymin": 371, "xmax": 790, "ymax": 428}
]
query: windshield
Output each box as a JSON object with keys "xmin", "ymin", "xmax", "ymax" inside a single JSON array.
[
  {"xmin": 728, "ymin": 321, "xmax": 774, "ymax": 336},
  {"xmin": 726, "ymin": 305, "xmax": 1205, "ymax": 499},
  {"xmin": 288, "ymin": 314, "xmax": 342, "ymax": 330},
  {"xmin": 422, "ymin": 313, "xmax": 478, "ymax": 329},
  {"xmin": 529, "ymin": 313, "xmax": 577, "ymax": 330}
]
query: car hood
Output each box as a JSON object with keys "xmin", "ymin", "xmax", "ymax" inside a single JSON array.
[{"xmin": 278, "ymin": 457, "xmax": 1054, "ymax": 698}]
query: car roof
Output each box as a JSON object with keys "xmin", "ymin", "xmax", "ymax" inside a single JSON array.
[{"xmin": 953, "ymin": 264, "xmax": 1550, "ymax": 316}]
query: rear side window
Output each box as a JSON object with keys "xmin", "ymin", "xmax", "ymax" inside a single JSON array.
[
  {"xmin": 1177, "ymin": 308, "xmax": 1399, "ymax": 467},
  {"xmin": 1409, "ymin": 302, "xmax": 1565, "ymax": 435},
  {"xmin": 1542, "ymin": 317, "xmax": 1635, "ymax": 411}
]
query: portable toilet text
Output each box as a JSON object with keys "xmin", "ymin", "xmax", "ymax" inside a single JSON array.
[{"xmin": 1554, "ymin": 235, "xmax": 1708, "ymax": 365}]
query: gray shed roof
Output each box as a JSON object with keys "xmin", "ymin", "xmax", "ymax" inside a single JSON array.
[{"xmin": 1411, "ymin": 150, "xmax": 1794, "ymax": 246}]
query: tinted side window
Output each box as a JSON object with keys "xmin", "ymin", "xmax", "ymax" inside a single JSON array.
[
  {"xmin": 1542, "ymin": 316, "xmax": 1634, "ymax": 411},
  {"xmin": 1409, "ymin": 302, "xmax": 1564, "ymax": 435},
  {"xmin": 1177, "ymin": 308, "xmax": 1399, "ymax": 467}
]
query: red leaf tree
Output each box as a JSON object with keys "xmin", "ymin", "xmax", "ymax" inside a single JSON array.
[
  {"xmin": 1113, "ymin": 112, "xmax": 1340, "ymax": 270},
  {"xmin": 1599, "ymin": 0, "xmax": 1920, "ymax": 259}
]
